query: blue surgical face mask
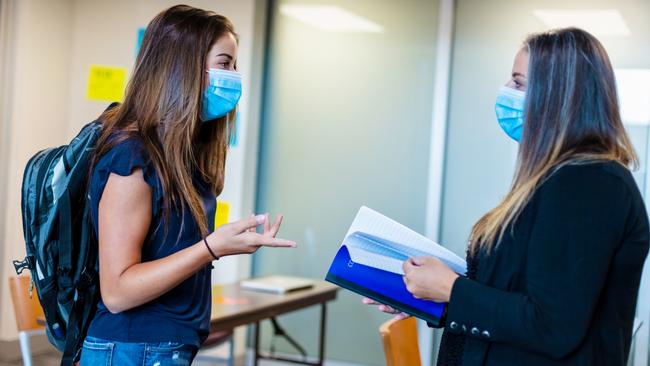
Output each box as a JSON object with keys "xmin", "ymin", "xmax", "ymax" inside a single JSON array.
[
  {"xmin": 495, "ymin": 86, "xmax": 526, "ymax": 142},
  {"xmin": 201, "ymin": 69, "xmax": 242, "ymax": 122}
]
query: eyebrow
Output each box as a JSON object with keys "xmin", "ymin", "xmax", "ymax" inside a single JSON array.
[
  {"xmin": 216, "ymin": 53, "xmax": 233, "ymax": 60},
  {"xmin": 512, "ymin": 72, "xmax": 526, "ymax": 79}
]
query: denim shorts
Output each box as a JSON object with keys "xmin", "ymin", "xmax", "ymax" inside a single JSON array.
[{"xmin": 79, "ymin": 336, "xmax": 197, "ymax": 366}]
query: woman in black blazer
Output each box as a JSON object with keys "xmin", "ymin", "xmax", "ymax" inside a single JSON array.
[{"xmin": 366, "ymin": 28, "xmax": 650, "ymax": 365}]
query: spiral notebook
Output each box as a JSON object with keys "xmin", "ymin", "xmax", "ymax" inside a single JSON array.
[{"xmin": 325, "ymin": 206, "xmax": 466, "ymax": 326}]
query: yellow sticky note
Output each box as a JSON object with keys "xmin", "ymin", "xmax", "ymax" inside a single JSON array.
[
  {"xmin": 87, "ymin": 65, "xmax": 127, "ymax": 102},
  {"xmin": 215, "ymin": 200, "xmax": 230, "ymax": 229}
]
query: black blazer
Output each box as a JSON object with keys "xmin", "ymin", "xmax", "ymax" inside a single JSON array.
[{"xmin": 442, "ymin": 162, "xmax": 649, "ymax": 365}]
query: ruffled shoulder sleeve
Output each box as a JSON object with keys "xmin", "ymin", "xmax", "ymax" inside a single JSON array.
[{"xmin": 89, "ymin": 135, "xmax": 162, "ymax": 230}]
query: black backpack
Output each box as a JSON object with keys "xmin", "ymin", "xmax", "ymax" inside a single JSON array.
[{"xmin": 13, "ymin": 103, "xmax": 117, "ymax": 365}]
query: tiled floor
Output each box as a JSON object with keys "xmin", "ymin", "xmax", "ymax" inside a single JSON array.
[{"xmin": 0, "ymin": 351, "xmax": 61, "ymax": 366}]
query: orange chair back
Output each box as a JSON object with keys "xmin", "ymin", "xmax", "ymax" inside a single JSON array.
[
  {"xmin": 8, "ymin": 275, "xmax": 45, "ymax": 332},
  {"xmin": 380, "ymin": 317, "xmax": 422, "ymax": 366}
]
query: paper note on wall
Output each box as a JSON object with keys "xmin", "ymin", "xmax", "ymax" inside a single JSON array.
[
  {"xmin": 215, "ymin": 201, "xmax": 231, "ymax": 229},
  {"xmin": 87, "ymin": 65, "xmax": 127, "ymax": 102},
  {"xmin": 229, "ymin": 111, "xmax": 239, "ymax": 147},
  {"xmin": 135, "ymin": 27, "xmax": 146, "ymax": 57}
]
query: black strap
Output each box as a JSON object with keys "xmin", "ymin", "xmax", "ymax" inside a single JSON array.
[
  {"xmin": 60, "ymin": 290, "xmax": 86, "ymax": 366},
  {"xmin": 60, "ymin": 288, "xmax": 94, "ymax": 364},
  {"xmin": 57, "ymin": 191, "xmax": 73, "ymax": 286},
  {"xmin": 76, "ymin": 293, "xmax": 97, "ymax": 361},
  {"xmin": 60, "ymin": 298, "xmax": 78, "ymax": 366},
  {"xmin": 58, "ymin": 191, "xmax": 76, "ymax": 366},
  {"xmin": 32, "ymin": 150, "xmax": 61, "ymax": 276}
]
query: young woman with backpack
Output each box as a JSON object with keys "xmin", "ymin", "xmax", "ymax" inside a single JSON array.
[{"xmin": 80, "ymin": 5, "xmax": 297, "ymax": 365}]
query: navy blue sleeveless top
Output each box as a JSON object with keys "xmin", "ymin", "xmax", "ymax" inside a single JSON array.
[{"xmin": 87, "ymin": 135, "xmax": 215, "ymax": 347}]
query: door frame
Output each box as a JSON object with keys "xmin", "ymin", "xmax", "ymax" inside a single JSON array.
[
  {"xmin": 635, "ymin": 141, "xmax": 650, "ymax": 365},
  {"xmin": 421, "ymin": 0, "xmax": 455, "ymax": 364},
  {"xmin": 0, "ymin": 0, "xmax": 17, "ymax": 332}
]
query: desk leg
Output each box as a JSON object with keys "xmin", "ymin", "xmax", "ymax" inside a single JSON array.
[
  {"xmin": 318, "ymin": 303, "xmax": 327, "ymax": 366},
  {"xmin": 254, "ymin": 321, "xmax": 260, "ymax": 366},
  {"xmin": 251, "ymin": 301, "xmax": 329, "ymax": 366}
]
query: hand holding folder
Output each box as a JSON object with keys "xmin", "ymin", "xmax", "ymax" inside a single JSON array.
[{"xmin": 325, "ymin": 206, "xmax": 466, "ymax": 326}]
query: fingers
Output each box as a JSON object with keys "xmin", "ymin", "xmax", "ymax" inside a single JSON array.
[
  {"xmin": 247, "ymin": 214, "xmax": 256, "ymax": 233},
  {"xmin": 362, "ymin": 298, "xmax": 409, "ymax": 319},
  {"xmin": 230, "ymin": 214, "xmax": 266, "ymax": 233},
  {"xmin": 403, "ymin": 258, "xmax": 416, "ymax": 274},
  {"xmin": 268, "ymin": 214, "xmax": 283, "ymax": 237},
  {"xmin": 378, "ymin": 304, "xmax": 399, "ymax": 314},
  {"xmin": 404, "ymin": 256, "xmax": 435, "ymax": 273},
  {"xmin": 394, "ymin": 313, "xmax": 410, "ymax": 321},
  {"xmin": 362, "ymin": 297, "xmax": 394, "ymax": 312},
  {"xmin": 255, "ymin": 236, "xmax": 297, "ymax": 248},
  {"xmin": 263, "ymin": 213, "xmax": 271, "ymax": 234},
  {"xmin": 362, "ymin": 297, "xmax": 379, "ymax": 305},
  {"xmin": 228, "ymin": 213, "xmax": 286, "ymax": 235},
  {"xmin": 411, "ymin": 256, "xmax": 435, "ymax": 266}
]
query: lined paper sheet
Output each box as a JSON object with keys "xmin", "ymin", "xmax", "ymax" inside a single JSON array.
[{"xmin": 342, "ymin": 206, "xmax": 467, "ymax": 275}]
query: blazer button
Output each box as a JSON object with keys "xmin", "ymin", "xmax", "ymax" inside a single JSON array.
[
  {"xmin": 471, "ymin": 327, "xmax": 479, "ymax": 336},
  {"xmin": 461, "ymin": 325, "xmax": 467, "ymax": 333},
  {"xmin": 481, "ymin": 330, "xmax": 491, "ymax": 338},
  {"xmin": 449, "ymin": 321, "xmax": 458, "ymax": 331}
]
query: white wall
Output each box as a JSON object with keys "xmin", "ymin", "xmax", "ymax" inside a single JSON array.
[
  {"xmin": 253, "ymin": 1, "xmax": 439, "ymax": 363},
  {"xmin": 0, "ymin": 0, "xmax": 74, "ymax": 341},
  {"xmin": 0, "ymin": 0, "xmax": 16, "ymax": 343}
]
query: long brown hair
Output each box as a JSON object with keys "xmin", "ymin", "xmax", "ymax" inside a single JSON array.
[
  {"xmin": 470, "ymin": 28, "xmax": 638, "ymax": 253},
  {"xmin": 93, "ymin": 5, "xmax": 237, "ymax": 237}
]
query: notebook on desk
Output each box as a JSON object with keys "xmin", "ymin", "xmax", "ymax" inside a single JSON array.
[
  {"xmin": 325, "ymin": 206, "xmax": 466, "ymax": 327},
  {"xmin": 241, "ymin": 275, "xmax": 315, "ymax": 294}
]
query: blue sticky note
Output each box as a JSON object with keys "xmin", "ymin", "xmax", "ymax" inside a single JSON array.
[
  {"xmin": 229, "ymin": 111, "xmax": 239, "ymax": 147},
  {"xmin": 135, "ymin": 27, "xmax": 146, "ymax": 57}
]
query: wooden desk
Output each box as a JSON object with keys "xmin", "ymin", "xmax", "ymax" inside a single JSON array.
[{"xmin": 211, "ymin": 281, "xmax": 339, "ymax": 366}]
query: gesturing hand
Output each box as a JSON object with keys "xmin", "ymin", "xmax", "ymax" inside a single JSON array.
[
  {"xmin": 403, "ymin": 257, "xmax": 459, "ymax": 303},
  {"xmin": 206, "ymin": 214, "xmax": 297, "ymax": 257}
]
